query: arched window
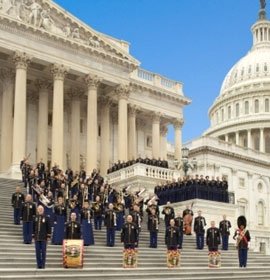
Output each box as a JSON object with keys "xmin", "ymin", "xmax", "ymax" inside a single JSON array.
[
  {"xmin": 265, "ymin": 99, "xmax": 269, "ymax": 112},
  {"xmin": 258, "ymin": 201, "xmax": 264, "ymax": 226},
  {"xmin": 228, "ymin": 106, "xmax": 231, "ymax": 119},
  {"xmin": 245, "ymin": 101, "xmax": 249, "ymax": 114},
  {"xmin": 235, "ymin": 103, "xmax": 240, "ymax": 117},
  {"xmin": 254, "ymin": 99, "xmax": 259, "ymax": 113}
]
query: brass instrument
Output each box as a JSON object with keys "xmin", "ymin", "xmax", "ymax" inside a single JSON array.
[
  {"xmin": 31, "ymin": 184, "xmax": 54, "ymax": 208},
  {"xmin": 69, "ymin": 199, "xmax": 76, "ymax": 209},
  {"xmin": 71, "ymin": 177, "xmax": 78, "ymax": 188},
  {"xmin": 236, "ymin": 229, "xmax": 247, "ymax": 248},
  {"xmin": 82, "ymin": 186, "xmax": 88, "ymax": 206},
  {"xmin": 93, "ymin": 202, "xmax": 100, "ymax": 212}
]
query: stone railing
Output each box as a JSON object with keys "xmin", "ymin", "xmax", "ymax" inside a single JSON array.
[
  {"xmin": 131, "ymin": 68, "xmax": 183, "ymax": 95},
  {"xmin": 106, "ymin": 163, "xmax": 180, "ymax": 185}
]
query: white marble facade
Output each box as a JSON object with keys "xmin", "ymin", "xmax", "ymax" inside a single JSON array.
[{"xmin": 0, "ymin": 0, "xmax": 190, "ymax": 177}]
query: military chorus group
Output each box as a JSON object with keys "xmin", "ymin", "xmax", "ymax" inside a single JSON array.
[{"xmin": 11, "ymin": 157, "xmax": 250, "ymax": 269}]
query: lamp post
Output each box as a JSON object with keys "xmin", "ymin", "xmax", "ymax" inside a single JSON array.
[{"xmin": 174, "ymin": 147, "xmax": 197, "ymax": 176}]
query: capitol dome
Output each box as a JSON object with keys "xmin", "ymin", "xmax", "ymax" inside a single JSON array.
[{"xmin": 205, "ymin": 10, "xmax": 270, "ymax": 154}]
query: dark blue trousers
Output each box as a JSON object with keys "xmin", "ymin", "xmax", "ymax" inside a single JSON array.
[
  {"xmin": 222, "ymin": 235, "xmax": 229, "ymax": 250},
  {"xmin": 150, "ymin": 232, "xmax": 158, "ymax": 248},
  {"xmin": 23, "ymin": 221, "xmax": 33, "ymax": 244},
  {"xmin": 35, "ymin": 241, "xmax": 47, "ymax": 269},
  {"xmin": 94, "ymin": 216, "xmax": 102, "ymax": 230},
  {"xmin": 13, "ymin": 208, "xmax": 21, "ymax": 225},
  {"xmin": 196, "ymin": 233, "xmax": 204, "ymax": 249},
  {"xmin": 165, "ymin": 219, "xmax": 170, "ymax": 229},
  {"xmin": 239, "ymin": 249, "xmax": 248, "ymax": 267},
  {"xmin": 106, "ymin": 228, "xmax": 115, "ymax": 246},
  {"xmin": 179, "ymin": 232, "xmax": 183, "ymax": 249}
]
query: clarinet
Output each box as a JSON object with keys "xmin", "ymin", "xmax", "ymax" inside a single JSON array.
[{"xmin": 113, "ymin": 211, "xmax": 117, "ymax": 227}]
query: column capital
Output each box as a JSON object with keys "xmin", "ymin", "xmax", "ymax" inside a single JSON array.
[
  {"xmin": 27, "ymin": 90, "xmax": 38, "ymax": 103},
  {"xmin": 99, "ymin": 95, "xmax": 113, "ymax": 107},
  {"xmin": 129, "ymin": 104, "xmax": 140, "ymax": 116},
  {"xmin": 68, "ymin": 87, "xmax": 84, "ymax": 100},
  {"xmin": 115, "ymin": 84, "xmax": 130, "ymax": 100},
  {"xmin": 173, "ymin": 118, "xmax": 185, "ymax": 129},
  {"xmin": 13, "ymin": 51, "xmax": 32, "ymax": 70},
  {"xmin": 51, "ymin": 64, "xmax": 69, "ymax": 81},
  {"xmin": 151, "ymin": 112, "xmax": 162, "ymax": 123},
  {"xmin": 85, "ymin": 74, "xmax": 101, "ymax": 90},
  {"xmin": 161, "ymin": 125, "xmax": 168, "ymax": 136},
  {"xmin": 36, "ymin": 79, "xmax": 52, "ymax": 92},
  {"xmin": 0, "ymin": 67, "xmax": 15, "ymax": 85},
  {"xmin": 136, "ymin": 118, "xmax": 146, "ymax": 130}
]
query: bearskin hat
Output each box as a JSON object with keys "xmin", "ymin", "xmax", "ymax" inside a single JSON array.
[{"xmin": 237, "ymin": 216, "xmax": 247, "ymax": 229}]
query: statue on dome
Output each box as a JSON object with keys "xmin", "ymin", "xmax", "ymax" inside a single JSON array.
[{"xmin": 260, "ymin": 0, "xmax": 266, "ymax": 10}]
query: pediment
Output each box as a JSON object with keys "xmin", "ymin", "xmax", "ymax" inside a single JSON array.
[{"xmin": 0, "ymin": 0, "xmax": 140, "ymax": 69}]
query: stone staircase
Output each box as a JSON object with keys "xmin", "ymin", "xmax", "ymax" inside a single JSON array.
[{"xmin": 0, "ymin": 178, "xmax": 270, "ymax": 280}]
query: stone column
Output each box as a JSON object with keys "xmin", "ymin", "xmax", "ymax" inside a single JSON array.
[
  {"xmin": 235, "ymin": 131, "xmax": 240, "ymax": 146},
  {"xmin": 69, "ymin": 88, "xmax": 83, "ymax": 172},
  {"xmin": 0, "ymin": 68, "xmax": 14, "ymax": 172},
  {"xmin": 100, "ymin": 97, "xmax": 111, "ymax": 176},
  {"xmin": 12, "ymin": 52, "xmax": 31, "ymax": 171},
  {"xmin": 85, "ymin": 74, "xmax": 101, "ymax": 175},
  {"xmin": 152, "ymin": 112, "xmax": 161, "ymax": 159},
  {"xmin": 260, "ymin": 128, "xmax": 265, "ymax": 153},
  {"xmin": 36, "ymin": 80, "xmax": 51, "ymax": 165},
  {"xmin": 247, "ymin": 129, "xmax": 252, "ymax": 149},
  {"xmin": 51, "ymin": 64, "xmax": 69, "ymax": 169},
  {"xmin": 116, "ymin": 85, "xmax": 130, "ymax": 162},
  {"xmin": 128, "ymin": 105, "xmax": 138, "ymax": 160},
  {"xmin": 160, "ymin": 125, "xmax": 168, "ymax": 160},
  {"xmin": 225, "ymin": 134, "xmax": 229, "ymax": 142},
  {"xmin": 174, "ymin": 118, "xmax": 184, "ymax": 161}
]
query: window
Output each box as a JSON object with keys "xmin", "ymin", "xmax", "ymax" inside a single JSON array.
[
  {"xmin": 256, "ymin": 64, "xmax": 260, "ymax": 73},
  {"xmin": 258, "ymin": 201, "xmax": 264, "ymax": 226},
  {"xmin": 265, "ymin": 99, "xmax": 269, "ymax": 112},
  {"xmin": 228, "ymin": 106, "xmax": 231, "ymax": 119},
  {"xmin": 254, "ymin": 99, "xmax": 259, "ymax": 113},
  {"xmin": 265, "ymin": 135, "xmax": 270, "ymax": 153},
  {"xmin": 215, "ymin": 112, "xmax": 219, "ymax": 124},
  {"xmin": 146, "ymin": 136, "xmax": 152, "ymax": 147},
  {"xmin": 264, "ymin": 63, "xmax": 268, "ymax": 72},
  {"xmin": 235, "ymin": 103, "xmax": 240, "ymax": 117},
  {"xmin": 245, "ymin": 101, "xmax": 249, "ymax": 114},
  {"xmin": 221, "ymin": 109, "xmax": 224, "ymax": 121},
  {"xmin": 248, "ymin": 65, "xmax": 252, "ymax": 74},
  {"xmin": 80, "ymin": 119, "xmax": 84, "ymax": 134},
  {"xmin": 98, "ymin": 124, "xmax": 101, "ymax": 137},
  {"xmin": 48, "ymin": 113, "xmax": 52, "ymax": 127},
  {"xmin": 254, "ymin": 135, "xmax": 260, "ymax": 151}
]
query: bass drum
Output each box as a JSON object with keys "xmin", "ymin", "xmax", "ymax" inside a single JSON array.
[
  {"xmin": 184, "ymin": 214, "xmax": 193, "ymax": 235},
  {"xmin": 63, "ymin": 239, "xmax": 84, "ymax": 268}
]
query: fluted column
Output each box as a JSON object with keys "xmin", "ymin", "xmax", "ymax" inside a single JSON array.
[
  {"xmin": 235, "ymin": 131, "xmax": 240, "ymax": 146},
  {"xmin": 160, "ymin": 125, "xmax": 168, "ymax": 160},
  {"xmin": 51, "ymin": 64, "xmax": 69, "ymax": 169},
  {"xmin": 100, "ymin": 97, "xmax": 111, "ymax": 176},
  {"xmin": 247, "ymin": 129, "xmax": 252, "ymax": 149},
  {"xmin": 174, "ymin": 118, "xmax": 184, "ymax": 161},
  {"xmin": 152, "ymin": 112, "xmax": 161, "ymax": 159},
  {"xmin": 260, "ymin": 128, "xmax": 265, "ymax": 153},
  {"xmin": 85, "ymin": 75, "xmax": 101, "ymax": 175},
  {"xmin": 69, "ymin": 88, "xmax": 83, "ymax": 172},
  {"xmin": 0, "ymin": 68, "xmax": 14, "ymax": 172},
  {"xmin": 36, "ymin": 80, "xmax": 51, "ymax": 165},
  {"xmin": 225, "ymin": 134, "xmax": 229, "ymax": 142},
  {"xmin": 12, "ymin": 52, "xmax": 31, "ymax": 169},
  {"xmin": 116, "ymin": 85, "xmax": 130, "ymax": 162},
  {"xmin": 128, "ymin": 105, "xmax": 138, "ymax": 160}
]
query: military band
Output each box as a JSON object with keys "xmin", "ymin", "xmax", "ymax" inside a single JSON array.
[{"xmin": 13, "ymin": 159, "xmax": 252, "ymax": 270}]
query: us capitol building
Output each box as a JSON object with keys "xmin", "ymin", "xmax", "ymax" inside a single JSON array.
[{"xmin": 0, "ymin": 0, "xmax": 270, "ymax": 254}]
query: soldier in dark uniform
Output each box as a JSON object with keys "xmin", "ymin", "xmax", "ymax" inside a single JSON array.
[
  {"xmin": 219, "ymin": 214, "xmax": 231, "ymax": 250},
  {"xmin": 65, "ymin": 213, "xmax": 81, "ymax": 239},
  {"xmin": 194, "ymin": 210, "xmax": 207, "ymax": 249},
  {"xmin": 37, "ymin": 159, "xmax": 45, "ymax": 181},
  {"xmin": 165, "ymin": 219, "xmax": 180, "ymax": 250},
  {"xmin": 32, "ymin": 205, "xmax": 51, "ymax": 269},
  {"xmin": 233, "ymin": 216, "xmax": 251, "ymax": 268},
  {"xmin": 104, "ymin": 203, "xmax": 117, "ymax": 247},
  {"xmin": 147, "ymin": 208, "xmax": 159, "ymax": 248},
  {"xmin": 11, "ymin": 186, "xmax": 25, "ymax": 225},
  {"xmin": 121, "ymin": 215, "xmax": 138, "ymax": 249},
  {"xmin": 206, "ymin": 221, "xmax": 221, "ymax": 251},
  {"xmin": 91, "ymin": 195, "xmax": 104, "ymax": 230},
  {"xmin": 131, "ymin": 204, "xmax": 142, "ymax": 233},
  {"xmin": 162, "ymin": 201, "xmax": 175, "ymax": 228},
  {"xmin": 174, "ymin": 212, "xmax": 184, "ymax": 249},
  {"xmin": 80, "ymin": 201, "xmax": 94, "ymax": 246},
  {"xmin": 20, "ymin": 194, "xmax": 36, "ymax": 244}
]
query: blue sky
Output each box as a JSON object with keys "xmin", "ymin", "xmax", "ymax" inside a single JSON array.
[{"xmin": 54, "ymin": 0, "xmax": 260, "ymax": 143}]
